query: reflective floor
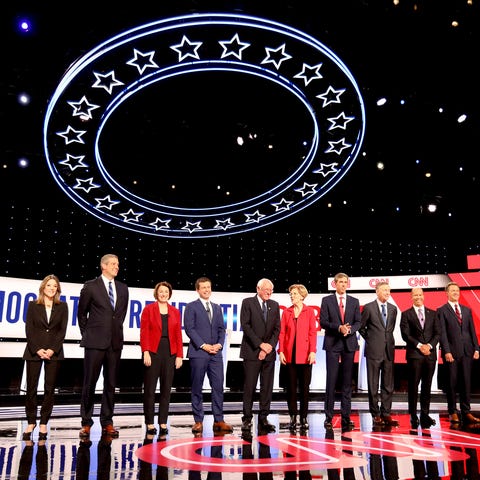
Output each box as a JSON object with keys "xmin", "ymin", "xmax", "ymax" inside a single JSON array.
[{"xmin": 1, "ymin": 400, "xmax": 480, "ymax": 480}]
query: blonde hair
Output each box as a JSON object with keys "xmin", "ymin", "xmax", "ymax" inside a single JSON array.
[{"xmin": 288, "ymin": 284, "xmax": 308, "ymax": 299}]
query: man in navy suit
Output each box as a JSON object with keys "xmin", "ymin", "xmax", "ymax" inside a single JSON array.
[
  {"xmin": 437, "ymin": 281, "xmax": 480, "ymax": 425},
  {"xmin": 78, "ymin": 254, "xmax": 129, "ymax": 438},
  {"xmin": 239, "ymin": 278, "xmax": 280, "ymax": 433},
  {"xmin": 400, "ymin": 287, "xmax": 441, "ymax": 429},
  {"xmin": 359, "ymin": 281, "xmax": 398, "ymax": 427},
  {"xmin": 320, "ymin": 272, "xmax": 361, "ymax": 431},
  {"xmin": 184, "ymin": 277, "xmax": 233, "ymax": 434}
]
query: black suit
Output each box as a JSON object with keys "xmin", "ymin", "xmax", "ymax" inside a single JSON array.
[
  {"xmin": 78, "ymin": 276, "xmax": 129, "ymax": 428},
  {"xmin": 359, "ymin": 300, "xmax": 397, "ymax": 418},
  {"xmin": 23, "ymin": 301, "xmax": 68, "ymax": 424},
  {"xmin": 400, "ymin": 306, "xmax": 440, "ymax": 418},
  {"xmin": 437, "ymin": 302, "xmax": 479, "ymax": 416},
  {"xmin": 240, "ymin": 295, "xmax": 280, "ymax": 423}
]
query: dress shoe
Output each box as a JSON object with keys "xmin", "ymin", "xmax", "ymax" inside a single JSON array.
[
  {"xmin": 342, "ymin": 417, "xmax": 355, "ymax": 428},
  {"xmin": 146, "ymin": 425, "xmax": 157, "ymax": 435},
  {"xmin": 258, "ymin": 420, "xmax": 276, "ymax": 433},
  {"xmin": 373, "ymin": 416, "xmax": 384, "ymax": 425},
  {"xmin": 289, "ymin": 415, "xmax": 298, "ymax": 430},
  {"xmin": 449, "ymin": 413, "xmax": 460, "ymax": 423},
  {"xmin": 102, "ymin": 424, "xmax": 119, "ymax": 437},
  {"xmin": 382, "ymin": 415, "xmax": 399, "ymax": 426},
  {"xmin": 38, "ymin": 432, "xmax": 48, "ymax": 441},
  {"xmin": 300, "ymin": 417, "xmax": 309, "ymax": 430},
  {"xmin": 420, "ymin": 415, "xmax": 436, "ymax": 428},
  {"xmin": 192, "ymin": 421, "xmax": 203, "ymax": 433},
  {"xmin": 159, "ymin": 426, "xmax": 168, "ymax": 435},
  {"xmin": 324, "ymin": 419, "xmax": 333, "ymax": 429},
  {"xmin": 22, "ymin": 424, "xmax": 36, "ymax": 441},
  {"xmin": 410, "ymin": 415, "xmax": 420, "ymax": 428},
  {"xmin": 464, "ymin": 413, "xmax": 480, "ymax": 424},
  {"xmin": 213, "ymin": 420, "xmax": 233, "ymax": 433},
  {"xmin": 241, "ymin": 421, "xmax": 252, "ymax": 431},
  {"xmin": 79, "ymin": 425, "xmax": 91, "ymax": 438}
]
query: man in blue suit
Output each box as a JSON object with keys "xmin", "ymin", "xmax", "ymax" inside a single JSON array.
[
  {"xmin": 320, "ymin": 272, "xmax": 361, "ymax": 431},
  {"xmin": 184, "ymin": 277, "xmax": 233, "ymax": 434}
]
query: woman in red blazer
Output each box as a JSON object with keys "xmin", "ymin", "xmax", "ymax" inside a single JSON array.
[
  {"xmin": 140, "ymin": 281, "xmax": 183, "ymax": 436},
  {"xmin": 278, "ymin": 284, "xmax": 317, "ymax": 431}
]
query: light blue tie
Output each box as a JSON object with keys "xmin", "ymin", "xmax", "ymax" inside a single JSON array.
[
  {"xmin": 108, "ymin": 281, "xmax": 115, "ymax": 309},
  {"xmin": 381, "ymin": 303, "xmax": 387, "ymax": 326}
]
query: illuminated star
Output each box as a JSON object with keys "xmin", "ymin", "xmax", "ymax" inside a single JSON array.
[
  {"xmin": 181, "ymin": 221, "xmax": 203, "ymax": 233},
  {"xmin": 73, "ymin": 177, "xmax": 101, "ymax": 193},
  {"xmin": 56, "ymin": 126, "xmax": 87, "ymax": 145},
  {"xmin": 272, "ymin": 198, "xmax": 294, "ymax": 211},
  {"xmin": 67, "ymin": 96, "xmax": 100, "ymax": 120},
  {"xmin": 214, "ymin": 218, "xmax": 235, "ymax": 230},
  {"xmin": 58, "ymin": 154, "xmax": 88, "ymax": 171},
  {"xmin": 120, "ymin": 209, "xmax": 144, "ymax": 223},
  {"xmin": 126, "ymin": 48, "xmax": 159, "ymax": 75},
  {"xmin": 150, "ymin": 218, "xmax": 171, "ymax": 230},
  {"xmin": 312, "ymin": 163, "xmax": 339, "ymax": 176},
  {"xmin": 294, "ymin": 183, "xmax": 318, "ymax": 197},
  {"xmin": 293, "ymin": 63, "xmax": 323, "ymax": 86},
  {"xmin": 219, "ymin": 33, "xmax": 250, "ymax": 60},
  {"xmin": 325, "ymin": 138, "xmax": 352, "ymax": 155},
  {"xmin": 92, "ymin": 71, "xmax": 125, "ymax": 94},
  {"xmin": 327, "ymin": 112, "xmax": 355, "ymax": 131},
  {"xmin": 170, "ymin": 35, "xmax": 202, "ymax": 62},
  {"xmin": 261, "ymin": 44, "xmax": 292, "ymax": 70},
  {"xmin": 316, "ymin": 86, "xmax": 345, "ymax": 108},
  {"xmin": 95, "ymin": 195, "xmax": 120, "ymax": 210},
  {"xmin": 245, "ymin": 210, "xmax": 266, "ymax": 223}
]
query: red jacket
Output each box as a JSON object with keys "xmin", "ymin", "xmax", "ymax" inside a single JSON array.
[
  {"xmin": 140, "ymin": 302, "xmax": 183, "ymax": 357},
  {"xmin": 278, "ymin": 304, "xmax": 317, "ymax": 364}
]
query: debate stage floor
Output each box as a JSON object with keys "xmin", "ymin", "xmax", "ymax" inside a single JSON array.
[{"xmin": 1, "ymin": 398, "xmax": 480, "ymax": 480}]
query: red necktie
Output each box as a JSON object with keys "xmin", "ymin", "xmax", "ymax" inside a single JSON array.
[
  {"xmin": 454, "ymin": 304, "xmax": 462, "ymax": 324},
  {"xmin": 339, "ymin": 296, "xmax": 345, "ymax": 324}
]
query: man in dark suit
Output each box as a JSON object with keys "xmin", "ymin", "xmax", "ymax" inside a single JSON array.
[
  {"xmin": 78, "ymin": 253, "xmax": 129, "ymax": 438},
  {"xmin": 320, "ymin": 272, "xmax": 361, "ymax": 431},
  {"xmin": 359, "ymin": 281, "xmax": 398, "ymax": 427},
  {"xmin": 400, "ymin": 287, "xmax": 441, "ymax": 429},
  {"xmin": 239, "ymin": 278, "xmax": 280, "ymax": 433},
  {"xmin": 184, "ymin": 276, "xmax": 233, "ymax": 434},
  {"xmin": 437, "ymin": 281, "xmax": 480, "ymax": 425}
]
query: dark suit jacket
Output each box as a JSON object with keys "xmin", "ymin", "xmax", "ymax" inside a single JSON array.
[
  {"xmin": 400, "ymin": 306, "xmax": 440, "ymax": 360},
  {"xmin": 239, "ymin": 296, "xmax": 280, "ymax": 361},
  {"xmin": 23, "ymin": 301, "xmax": 69, "ymax": 361},
  {"xmin": 437, "ymin": 302, "xmax": 479, "ymax": 360},
  {"xmin": 184, "ymin": 298, "xmax": 226, "ymax": 358},
  {"xmin": 359, "ymin": 300, "xmax": 397, "ymax": 361},
  {"xmin": 320, "ymin": 294, "xmax": 360, "ymax": 353},
  {"xmin": 140, "ymin": 302, "xmax": 183, "ymax": 358},
  {"xmin": 77, "ymin": 276, "xmax": 129, "ymax": 351}
]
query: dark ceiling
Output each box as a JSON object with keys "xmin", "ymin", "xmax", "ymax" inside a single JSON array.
[{"xmin": 2, "ymin": 0, "xmax": 480, "ymax": 288}]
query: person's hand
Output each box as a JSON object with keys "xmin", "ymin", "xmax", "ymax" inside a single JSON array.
[
  {"xmin": 279, "ymin": 352, "xmax": 286, "ymax": 365},
  {"xmin": 143, "ymin": 351, "xmax": 152, "ymax": 366},
  {"xmin": 260, "ymin": 342, "xmax": 272, "ymax": 354},
  {"xmin": 258, "ymin": 350, "xmax": 266, "ymax": 360},
  {"xmin": 419, "ymin": 344, "xmax": 430, "ymax": 356},
  {"xmin": 474, "ymin": 351, "xmax": 479, "ymax": 360},
  {"xmin": 308, "ymin": 352, "xmax": 316, "ymax": 365},
  {"xmin": 175, "ymin": 357, "xmax": 183, "ymax": 369},
  {"xmin": 445, "ymin": 352, "xmax": 454, "ymax": 363}
]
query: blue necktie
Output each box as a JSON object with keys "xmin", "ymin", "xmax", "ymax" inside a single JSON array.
[
  {"xmin": 262, "ymin": 301, "xmax": 267, "ymax": 322},
  {"xmin": 108, "ymin": 281, "xmax": 115, "ymax": 309},
  {"xmin": 381, "ymin": 303, "xmax": 387, "ymax": 325}
]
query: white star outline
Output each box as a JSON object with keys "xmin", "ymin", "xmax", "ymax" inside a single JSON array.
[
  {"xmin": 95, "ymin": 195, "xmax": 121, "ymax": 210},
  {"xmin": 260, "ymin": 44, "xmax": 293, "ymax": 70},
  {"xmin": 293, "ymin": 63, "xmax": 323, "ymax": 86},
  {"xmin": 45, "ymin": 13, "xmax": 365, "ymax": 238},
  {"xmin": 67, "ymin": 96, "xmax": 100, "ymax": 120},
  {"xmin": 58, "ymin": 154, "xmax": 88, "ymax": 171},
  {"xmin": 126, "ymin": 49, "xmax": 159, "ymax": 74},
  {"xmin": 170, "ymin": 35, "xmax": 203, "ymax": 62},
  {"xmin": 219, "ymin": 33, "xmax": 251, "ymax": 60},
  {"xmin": 92, "ymin": 71, "xmax": 125, "ymax": 94}
]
